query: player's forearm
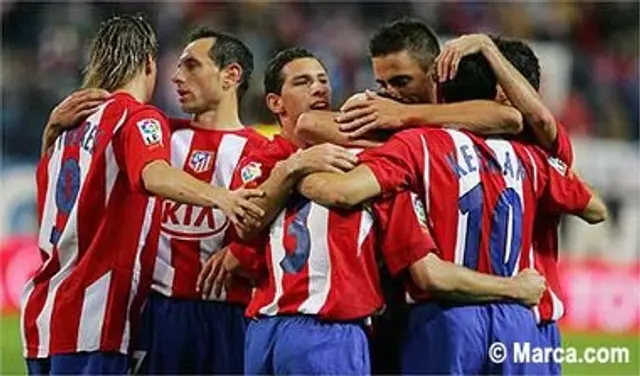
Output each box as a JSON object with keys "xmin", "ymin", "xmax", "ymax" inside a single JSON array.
[
  {"xmin": 236, "ymin": 158, "xmax": 303, "ymax": 240},
  {"xmin": 142, "ymin": 160, "xmax": 223, "ymax": 207},
  {"xmin": 410, "ymin": 254, "xmax": 519, "ymax": 303},
  {"xmin": 298, "ymin": 165, "xmax": 382, "ymax": 209},
  {"xmin": 403, "ymin": 101, "xmax": 523, "ymax": 135},
  {"xmin": 481, "ymin": 42, "xmax": 557, "ymax": 148},
  {"xmin": 580, "ymin": 184, "xmax": 608, "ymax": 224},
  {"xmin": 296, "ymin": 111, "xmax": 383, "ymax": 148},
  {"xmin": 296, "ymin": 111, "xmax": 349, "ymax": 146}
]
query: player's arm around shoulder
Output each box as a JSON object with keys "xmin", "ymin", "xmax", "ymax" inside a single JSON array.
[
  {"xmin": 41, "ymin": 88, "xmax": 110, "ymax": 155},
  {"xmin": 297, "ymin": 164, "xmax": 382, "ymax": 209}
]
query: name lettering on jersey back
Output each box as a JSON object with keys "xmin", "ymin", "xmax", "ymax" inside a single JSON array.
[
  {"xmin": 446, "ymin": 146, "xmax": 526, "ymax": 182},
  {"xmin": 63, "ymin": 120, "xmax": 102, "ymax": 154},
  {"xmin": 161, "ymin": 201, "xmax": 228, "ymax": 240}
]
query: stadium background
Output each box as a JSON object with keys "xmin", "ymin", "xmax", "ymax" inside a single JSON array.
[{"xmin": 1, "ymin": 1, "xmax": 638, "ymax": 374}]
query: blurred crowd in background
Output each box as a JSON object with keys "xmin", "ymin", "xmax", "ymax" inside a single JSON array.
[
  {"xmin": 1, "ymin": 1, "xmax": 639, "ymax": 260},
  {"xmin": 2, "ymin": 0, "xmax": 639, "ymax": 163}
]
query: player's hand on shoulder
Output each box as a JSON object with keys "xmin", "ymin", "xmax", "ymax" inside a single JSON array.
[
  {"xmin": 293, "ymin": 143, "xmax": 359, "ymax": 175},
  {"xmin": 49, "ymin": 88, "xmax": 110, "ymax": 128},
  {"xmin": 437, "ymin": 34, "xmax": 493, "ymax": 82},
  {"xmin": 336, "ymin": 90, "xmax": 406, "ymax": 139},
  {"xmin": 512, "ymin": 268, "xmax": 546, "ymax": 306},
  {"xmin": 197, "ymin": 248, "xmax": 231, "ymax": 299}
]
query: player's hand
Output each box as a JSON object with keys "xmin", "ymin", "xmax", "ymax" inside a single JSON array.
[
  {"xmin": 436, "ymin": 34, "xmax": 493, "ymax": 82},
  {"xmin": 215, "ymin": 188, "xmax": 266, "ymax": 230},
  {"xmin": 512, "ymin": 268, "xmax": 546, "ymax": 306},
  {"xmin": 49, "ymin": 88, "xmax": 110, "ymax": 128},
  {"xmin": 197, "ymin": 248, "xmax": 231, "ymax": 299},
  {"xmin": 336, "ymin": 90, "xmax": 406, "ymax": 139},
  {"xmin": 292, "ymin": 143, "xmax": 359, "ymax": 175}
]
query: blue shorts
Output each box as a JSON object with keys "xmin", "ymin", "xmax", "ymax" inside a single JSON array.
[
  {"xmin": 537, "ymin": 321, "xmax": 562, "ymax": 375},
  {"xmin": 402, "ymin": 302, "xmax": 546, "ymax": 375},
  {"xmin": 133, "ymin": 292, "xmax": 248, "ymax": 374},
  {"xmin": 26, "ymin": 352, "xmax": 128, "ymax": 375},
  {"xmin": 245, "ymin": 315, "xmax": 370, "ymax": 375}
]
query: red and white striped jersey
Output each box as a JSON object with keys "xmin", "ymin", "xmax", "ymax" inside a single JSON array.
[
  {"xmin": 230, "ymin": 136, "xmax": 436, "ymax": 321},
  {"xmin": 151, "ymin": 123, "xmax": 268, "ymax": 303},
  {"xmin": 361, "ymin": 127, "xmax": 591, "ymax": 303},
  {"xmin": 22, "ymin": 93, "xmax": 170, "ymax": 358},
  {"xmin": 529, "ymin": 123, "xmax": 574, "ymax": 323}
]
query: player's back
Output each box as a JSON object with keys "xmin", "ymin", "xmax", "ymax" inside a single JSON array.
[
  {"xmin": 234, "ymin": 137, "xmax": 391, "ymax": 321},
  {"xmin": 23, "ymin": 92, "xmax": 166, "ymax": 358},
  {"xmin": 152, "ymin": 124, "xmax": 269, "ymax": 303},
  {"xmin": 423, "ymin": 128, "xmax": 536, "ymax": 273}
]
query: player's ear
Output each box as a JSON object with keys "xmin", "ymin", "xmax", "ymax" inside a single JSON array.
[
  {"xmin": 222, "ymin": 63, "xmax": 242, "ymax": 91},
  {"xmin": 265, "ymin": 93, "xmax": 283, "ymax": 115},
  {"xmin": 145, "ymin": 55, "xmax": 155, "ymax": 76}
]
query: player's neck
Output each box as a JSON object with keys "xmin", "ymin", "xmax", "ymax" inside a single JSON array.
[
  {"xmin": 280, "ymin": 118, "xmax": 305, "ymax": 148},
  {"xmin": 116, "ymin": 76, "xmax": 149, "ymax": 103},
  {"xmin": 192, "ymin": 95, "xmax": 243, "ymax": 131}
]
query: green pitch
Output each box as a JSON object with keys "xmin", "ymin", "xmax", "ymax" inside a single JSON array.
[{"xmin": 1, "ymin": 315, "xmax": 638, "ymax": 375}]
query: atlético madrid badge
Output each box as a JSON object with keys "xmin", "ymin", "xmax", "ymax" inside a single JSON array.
[{"xmin": 189, "ymin": 150, "xmax": 214, "ymax": 173}]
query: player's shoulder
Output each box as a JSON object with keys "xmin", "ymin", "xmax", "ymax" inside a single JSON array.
[{"xmin": 239, "ymin": 126, "xmax": 271, "ymax": 147}]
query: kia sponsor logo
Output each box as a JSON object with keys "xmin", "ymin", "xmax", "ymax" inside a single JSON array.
[{"xmin": 161, "ymin": 201, "xmax": 229, "ymax": 239}]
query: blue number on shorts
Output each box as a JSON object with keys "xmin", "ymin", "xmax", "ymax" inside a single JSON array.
[
  {"xmin": 50, "ymin": 157, "xmax": 81, "ymax": 245},
  {"xmin": 458, "ymin": 185, "xmax": 523, "ymax": 276},
  {"xmin": 280, "ymin": 198, "xmax": 312, "ymax": 274},
  {"xmin": 490, "ymin": 188, "xmax": 523, "ymax": 277}
]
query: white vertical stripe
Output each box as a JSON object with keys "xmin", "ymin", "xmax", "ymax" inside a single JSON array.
[
  {"xmin": 151, "ymin": 234, "xmax": 174, "ymax": 297},
  {"xmin": 20, "ymin": 280, "xmax": 35, "ymax": 357},
  {"xmin": 104, "ymin": 108, "xmax": 127, "ymax": 205},
  {"xmin": 523, "ymin": 148, "xmax": 538, "ymax": 195},
  {"xmin": 199, "ymin": 134, "xmax": 243, "ymax": 283},
  {"xmin": 35, "ymin": 203, "xmax": 80, "ymax": 357},
  {"xmin": 357, "ymin": 210, "xmax": 374, "ymax": 257},
  {"xmin": 171, "ymin": 129, "xmax": 195, "ymax": 168},
  {"xmin": 104, "ymin": 143, "xmax": 118, "ymax": 207},
  {"xmin": 447, "ymin": 130, "xmax": 481, "ymax": 266},
  {"xmin": 420, "ymin": 136, "xmax": 430, "ymax": 213},
  {"xmin": 485, "ymin": 140, "xmax": 525, "ymax": 276},
  {"xmin": 549, "ymin": 288, "xmax": 565, "ymax": 321},
  {"xmin": 298, "ymin": 205, "xmax": 331, "ymax": 313},
  {"xmin": 120, "ymin": 198, "xmax": 155, "ymax": 353},
  {"xmin": 260, "ymin": 211, "xmax": 286, "ymax": 316},
  {"xmin": 77, "ymin": 271, "xmax": 111, "ymax": 351},
  {"xmin": 38, "ymin": 148, "xmax": 64, "ymax": 255},
  {"xmin": 150, "ymin": 129, "xmax": 193, "ymax": 296},
  {"xmin": 212, "ymin": 134, "xmax": 247, "ymax": 189}
]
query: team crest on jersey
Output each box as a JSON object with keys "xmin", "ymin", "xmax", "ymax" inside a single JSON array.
[
  {"xmin": 411, "ymin": 193, "xmax": 429, "ymax": 229},
  {"xmin": 548, "ymin": 157, "xmax": 568, "ymax": 176},
  {"xmin": 137, "ymin": 118, "xmax": 163, "ymax": 147},
  {"xmin": 241, "ymin": 162, "xmax": 262, "ymax": 184},
  {"xmin": 189, "ymin": 150, "xmax": 214, "ymax": 173}
]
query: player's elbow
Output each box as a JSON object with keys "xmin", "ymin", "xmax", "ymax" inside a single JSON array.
[
  {"xmin": 502, "ymin": 107, "xmax": 524, "ymax": 134},
  {"xmin": 410, "ymin": 254, "xmax": 454, "ymax": 293},
  {"xmin": 141, "ymin": 160, "xmax": 170, "ymax": 194},
  {"xmin": 528, "ymin": 109, "xmax": 556, "ymax": 137},
  {"xmin": 327, "ymin": 185, "xmax": 360, "ymax": 209},
  {"xmin": 583, "ymin": 197, "xmax": 608, "ymax": 224}
]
